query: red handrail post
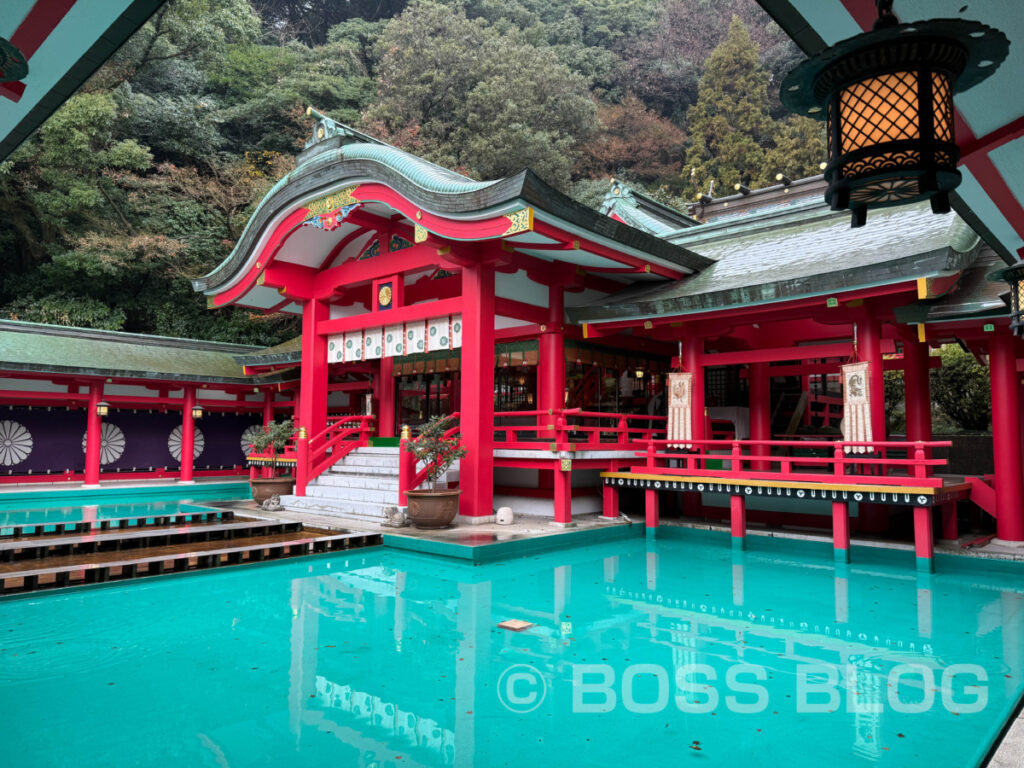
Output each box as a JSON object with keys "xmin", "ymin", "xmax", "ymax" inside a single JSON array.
[
  {"xmin": 731, "ymin": 440, "xmax": 741, "ymax": 474},
  {"xmin": 294, "ymin": 427, "xmax": 310, "ymax": 497},
  {"xmin": 646, "ymin": 441, "xmax": 657, "ymax": 470},
  {"xmin": 556, "ymin": 413, "xmax": 569, "ymax": 449},
  {"xmin": 398, "ymin": 424, "xmax": 413, "ymax": 506},
  {"xmin": 913, "ymin": 442, "xmax": 927, "ymax": 480},
  {"xmin": 834, "ymin": 445, "xmax": 845, "ymax": 478}
]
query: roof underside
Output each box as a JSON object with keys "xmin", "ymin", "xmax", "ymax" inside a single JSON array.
[
  {"xmin": 0, "ymin": 0, "xmax": 168, "ymax": 161},
  {"xmin": 0, "ymin": 320, "xmax": 288, "ymax": 385},
  {"xmin": 570, "ymin": 202, "xmax": 982, "ymax": 324}
]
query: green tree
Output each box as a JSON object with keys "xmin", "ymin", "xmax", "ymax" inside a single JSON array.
[
  {"xmin": 931, "ymin": 345, "xmax": 991, "ymax": 432},
  {"xmin": 363, "ymin": 1, "xmax": 596, "ymax": 190},
  {"xmin": 682, "ymin": 16, "xmax": 825, "ymax": 197},
  {"xmin": 683, "ymin": 17, "xmax": 775, "ymax": 194}
]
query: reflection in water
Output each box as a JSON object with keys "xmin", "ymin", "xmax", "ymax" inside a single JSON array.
[
  {"xmin": 277, "ymin": 534, "xmax": 1024, "ymax": 767},
  {"xmin": 2, "ymin": 532, "xmax": 1024, "ymax": 767}
]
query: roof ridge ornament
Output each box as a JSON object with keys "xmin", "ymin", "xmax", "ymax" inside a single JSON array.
[
  {"xmin": 780, "ymin": 2, "xmax": 1009, "ymax": 228},
  {"xmin": 304, "ymin": 106, "xmax": 388, "ymax": 149}
]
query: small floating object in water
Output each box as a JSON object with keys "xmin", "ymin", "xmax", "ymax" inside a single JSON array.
[{"xmin": 497, "ymin": 619, "xmax": 534, "ymax": 632}]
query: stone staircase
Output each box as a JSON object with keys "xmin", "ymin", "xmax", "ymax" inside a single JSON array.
[{"xmin": 281, "ymin": 446, "xmax": 402, "ymax": 524}]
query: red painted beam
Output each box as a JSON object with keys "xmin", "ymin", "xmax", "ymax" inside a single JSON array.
[
  {"xmin": 10, "ymin": 1, "xmax": 77, "ymax": 59},
  {"xmin": 314, "ymin": 243, "xmax": 448, "ymax": 299},
  {"xmin": 262, "ymin": 261, "xmax": 316, "ymax": 298},
  {"xmin": 959, "ymin": 114, "xmax": 1024, "ymax": 163},
  {"xmin": 495, "ymin": 297, "xmax": 548, "ymax": 324},
  {"xmin": 532, "ymin": 219, "xmax": 686, "ymax": 280},
  {"xmin": 317, "ymin": 297, "xmax": 463, "ymax": 336},
  {"xmin": 700, "ymin": 342, "xmax": 852, "ymax": 367},
  {"xmin": 495, "ymin": 323, "xmax": 544, "ymax": 342}
]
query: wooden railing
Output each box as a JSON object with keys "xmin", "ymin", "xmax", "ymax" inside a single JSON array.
[
  {"xmin": 295, "ymin": 414, "xmax": 375, "ymax": 495},
  {"xmin": 633, "ymin": 438, "xmax": 953, "ymax": 488},
  {"xmin": 493, "ymin": 409, "xmax": 666, "ymax": 451},
  {"xmin": 398, "ymin": 413, "xmax": 462, "ymax": 505}
]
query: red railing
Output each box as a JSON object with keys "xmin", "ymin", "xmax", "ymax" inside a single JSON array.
[
  {"xmin": 399, "ymin": 413, "xmax": 462, "ymax": 505},
  {"xmin": 633, "ymin": 437, "xmax": 953, "ymax": 488},
  {"xmin": 294, "ymin": 414, "xmax": 375, "ymax": 495},
  {"xmin": 492, "ymin": 409, "xmax": 666, "ymax": 451}
]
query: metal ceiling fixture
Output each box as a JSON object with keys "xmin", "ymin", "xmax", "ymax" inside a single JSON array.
[{"xmin": 780, "ymin": 0, "xmax": 1009, "ymax": 227}]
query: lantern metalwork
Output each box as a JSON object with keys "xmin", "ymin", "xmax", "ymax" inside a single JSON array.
[
  {"xmin": 96, "ymin": 401, "xmax": 110, "ymax": 417},
  {"xmin": 192, "ymin": 403, "xmax": 205, "ymax": 420},
  {"xmin": 780, "ymin": 1, "xmax": 1008, "ymax": 227},
  {"xmin": 999, "ymin": 263, "xmax": 1024, "ymax": 337}
]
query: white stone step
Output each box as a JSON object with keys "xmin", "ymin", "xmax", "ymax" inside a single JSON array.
[
  {"xmin": 314, "ymin": 473, "xmax": 399, "ymax": 491},
  {"xmin": 327, "ymin": 462, "xmax": 399, "ymax": 476},
  {"xmin": 280, "ymin": 495, "xmax": 390, "ymax": 522},
  {"xmin": 351, "ymin": 446, "xmax": 401, "ymax": 455},
  {"xmin": 307, "ymin": 484, "xmax": 398, "ymax": 505},
  {"xmin": 336, "ymin": 454, "xmax": 401, "ymax": 468}
]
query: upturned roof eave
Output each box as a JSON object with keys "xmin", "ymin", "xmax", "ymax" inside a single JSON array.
[{"xmin": 194, "ymin": 149, "xmax": 712, "ymax": 295}]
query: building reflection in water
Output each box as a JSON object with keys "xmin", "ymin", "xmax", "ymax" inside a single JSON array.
[{"xmin": 285, "ymin": 543, "xmax": 1024, "ymax": 767}]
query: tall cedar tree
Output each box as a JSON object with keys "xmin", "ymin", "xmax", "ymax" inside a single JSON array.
[{"xmin": 683, "ymin": 16, "xmax": 824, "ymax": 196}]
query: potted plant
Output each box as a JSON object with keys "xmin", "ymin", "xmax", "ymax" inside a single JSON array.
[
  {"xmin": 403, "ymin": 415, "xmax": 467, "ymax": 528},
  {"xmin": 248, "ymin": 417, "xmax": 296, "ymax": 504}
]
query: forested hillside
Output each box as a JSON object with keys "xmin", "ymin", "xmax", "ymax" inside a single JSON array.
[{"xmin": 0, "ymin": 0, "xmax": 825, "ymax": 344}]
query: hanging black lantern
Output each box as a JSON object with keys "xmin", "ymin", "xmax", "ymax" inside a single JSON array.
[
  {"xmin": 997, "ymin": 263, "xmax": 1024, "ymax": 337},
  {"xmin": 780, "ymin": 1, "xmax": 1008, "ymax": 228}
]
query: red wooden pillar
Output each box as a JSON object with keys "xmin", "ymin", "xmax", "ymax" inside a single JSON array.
[
  {"xmin": 683, "ymin": 336, "xmax": 705, "ymax": 441},
  {"xmin": 459, "ymin": 261, "xmax": 495, "ymax": 519},
  {"xmin": 730, "ymin": 494, "xmax": 746, "ymax": 549},
  {"xmin": 903, "ymin": 338, "xmax": 932, "ymax": 443},
  {"xmin": 859, "ymin": 316, "xmax": 887, "ymax": 442},
  {"xmin": 378, "ymin": 356, "xmax": 396, "ymax": 438},
  {"xmin": 179, "ymin": 386, "xmax": 196, "ymax": 484},
  {"xmin": 858, "ymin": 316, "xmax": 889, "ymax": 532},
  {"xmin": 262, "ymin": 391, "xmax": 274, "ymax": 426},
  {"xmin": 296, "ymin": 299, "xmax": 330, "ymax": 495},
  {"xmin": 645, "ymin": 488, "xmax": 659, "ymax": 529},
  {"xmin": 914, "ymin": 506, "xmax": 935, "ymax": 572},
  {"xmin": 749, "ymin": 362, "xmax": 771, "ymax": 470},
  {"xmin": 539, "ymin": 285, "xmax": 565, "ymax": 417},
  {"xmin": 539, "ymin": 286, "xmax": 565, "ymax": 494},
  {"xmin": 554, "ymin": 462, "xmax": 572, "ymax": 525},
  {"xmin": 991, "ymin": 333, "xmax": 1024, "ymax": 542},
  {"xmin": 602, "ymin": 461, "xmax": 620, "ymax": 518},
  {"xmin": 83, "ymin": 381, "xmax": 103, "ymax": 487},
  {"xmin": 832, "ymin": 501, "xmax": 850, "ymax": 563}
]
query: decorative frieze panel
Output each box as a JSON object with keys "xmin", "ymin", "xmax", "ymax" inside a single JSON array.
[{"xmin": 602, "ymin": 475, "xmax": 936, "ymax": 506}]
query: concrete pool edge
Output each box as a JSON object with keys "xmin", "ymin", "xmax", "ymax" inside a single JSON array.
[{"xmin": 381, "ymin": 522, "xmax": 643, "ymax": 562}]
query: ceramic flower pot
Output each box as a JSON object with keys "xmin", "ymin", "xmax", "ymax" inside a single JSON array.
[
  {"xmin": 405, "ymin": 489, "xmax": 461, "ymax": 529},
  {"xmin": 251, "ymin": 477, "xmax": 295, "ymax": 504}
]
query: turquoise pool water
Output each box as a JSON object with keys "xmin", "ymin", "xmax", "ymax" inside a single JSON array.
[{"xmin": 1, "ymin": 528, "xmax": 1023, "ymax": 766}]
